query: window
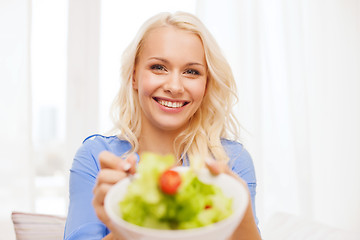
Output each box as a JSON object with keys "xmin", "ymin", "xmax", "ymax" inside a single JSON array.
[{"xmin": 31, "ymin": 0, "xmax": 68, "ymax": 215}]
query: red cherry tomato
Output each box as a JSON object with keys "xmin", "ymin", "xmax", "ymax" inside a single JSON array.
[{"xmin": 159, "ymin": 170, "xmax": 181, "ymax": 195}]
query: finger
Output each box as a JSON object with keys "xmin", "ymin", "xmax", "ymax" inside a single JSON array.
[
  {"xmin": 205, "ymin": 158, "xmax": 242, "ymax": 181},
  {"xmin": 98, "ymin": 151, "xmax": 123, "ymax": 170},
  {"xmin": 92, "ymin": 188, "xmax": 127, "ymax": 239},
  {"xmin": 205, "ymin": 158, "xmax": 226, "ymax": 175},
  {"xmin": 92, "ymin": 184, "xmax": 128, "ymax": 239},
  {"xmin": 96, "ymin": 169, "xmax": 127, "ymax": 185},
  {"xmin": 99, "ymin": 151, "xmax": 135, "ymax": 173},
  {"xmin": 124, "ymin": 153, "xmax": 137, "ymax": 174},
  {"xmin": 93, "ymin": 198, "xmax": 111, "ymax": 227},
  {"xmin": 94, "ymin": 205, "xmax": 110, "ymax": 226},
  {"xmin": 92, "ymin": 183, "xmax": 112, "ymax": 207}
]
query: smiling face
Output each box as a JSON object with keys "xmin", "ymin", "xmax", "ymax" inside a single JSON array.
[{"xmin": 133, "ymin": 26, "xmax": 207, "ymax": 135}]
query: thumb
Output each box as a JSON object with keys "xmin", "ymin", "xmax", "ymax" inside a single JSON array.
[
  {"xmin": 123, "ymin": 153, "xmax": 137, "ymax": 175},
  {"xmin": 205, "ymin": 158, "xmax": 226, "ymax": 175}
]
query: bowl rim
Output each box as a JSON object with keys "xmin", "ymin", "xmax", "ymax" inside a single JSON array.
[{"xmin": 104, "ymin": 166, "xmax": 249, "ymax": 237}]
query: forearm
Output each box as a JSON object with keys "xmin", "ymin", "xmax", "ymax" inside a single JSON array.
[
  {"xmin": 102, "ymin": 232, "xmax": 127, "ymax": 240},
  {"xmin": 229, "ymin": 199, "xmax": 261, "ymax": 240},
  {"xmin": 102, "ymin": 233, "xmax": 114, "ymax": 240},
  {"xmin": 206, "ymin": 158, "xmax": 260, "ymax": 240}
]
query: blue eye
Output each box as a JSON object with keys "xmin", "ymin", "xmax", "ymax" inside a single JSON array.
[
  {"xmin": 150, "ymin": 64, "xmax": 166, "ymax": 71},
  {"xmin": 185, "ymin": 69, "xmax": 200, "ymax": 75}
]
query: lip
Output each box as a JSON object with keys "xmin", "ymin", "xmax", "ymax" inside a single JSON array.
[{"xmin": 152, "ymin": 97, "xmax": 189, "ymax": 113}]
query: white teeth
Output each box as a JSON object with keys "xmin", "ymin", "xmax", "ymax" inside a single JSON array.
[{"xmin": 158, "ymin": 100, "xmax": 184, "ymax": 108}]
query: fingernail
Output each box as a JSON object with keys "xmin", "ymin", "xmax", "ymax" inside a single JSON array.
[
  {"xmin": 123, "ymin": 162, "xmax": 131, "ymax": 171},
  {"xmin": 205, "ymin": 157, "xmax": 215, "ymax": 165}
]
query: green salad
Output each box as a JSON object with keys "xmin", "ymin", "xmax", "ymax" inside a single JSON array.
[{"xmin": 119, "ymin": 152, "xmax": 233, "ymax": 230}]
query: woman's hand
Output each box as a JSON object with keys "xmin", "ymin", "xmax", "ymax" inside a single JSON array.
[
  {"xmin": 92, "ymin": 151, "xmax": 137, "ymax": 240},
  {"xmin": 205, "ymin": 159, "xmax": 261, "ymax": 240}
]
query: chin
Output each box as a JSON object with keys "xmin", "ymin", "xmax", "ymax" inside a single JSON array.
[{"xmin": 157, "ymin": 122, "xmax": 187, "ymax": 132}]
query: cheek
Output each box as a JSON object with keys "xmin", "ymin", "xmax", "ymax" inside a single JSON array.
[
  {"xmin": 191, "ymin": 80, "xmax": 207, "ymax": 102},
  {"xmin": 137, "ymin": 73, "xmax": 157, "ymax": 97}
]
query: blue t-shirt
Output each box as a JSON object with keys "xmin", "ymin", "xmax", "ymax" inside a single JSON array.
[{"xmin": 63, "ymin": 134, "xmax": 258, "ymax": 239}]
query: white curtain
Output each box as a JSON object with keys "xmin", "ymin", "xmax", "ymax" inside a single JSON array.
[
  {"xmin": 65, "ymin": 0, "xmax": 101, "ymax": 169},
  {"xmin": 0, "ymin": 0, "xmax": 33, "ymax": 239},
  {"xmin": 198, "ymin": 0, "xmax": 360, "ymax": 233}
]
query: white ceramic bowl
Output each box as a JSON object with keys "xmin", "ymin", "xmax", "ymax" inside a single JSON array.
[{"xmin": 104, "ymin": 167, "xmax": 249, "ymax": 240}]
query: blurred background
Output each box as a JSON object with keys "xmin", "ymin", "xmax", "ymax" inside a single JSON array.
[{"xmin": 1, "ymin": 0, "xmax": 359, "ymax": 239}]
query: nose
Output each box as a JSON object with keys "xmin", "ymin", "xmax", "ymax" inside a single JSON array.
[{"xmin": 163, "ymin": 73, "xmax": 184, "ymax": 95}]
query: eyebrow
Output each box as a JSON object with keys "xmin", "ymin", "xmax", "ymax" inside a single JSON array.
[{"xmin": 148, "ymin": 57, "xmax": 205, "ymax": 68}]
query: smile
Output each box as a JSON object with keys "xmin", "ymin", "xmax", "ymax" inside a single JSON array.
[{"xmin": 153, "ymin": 97, "xmax": 189, "ymax": 108}]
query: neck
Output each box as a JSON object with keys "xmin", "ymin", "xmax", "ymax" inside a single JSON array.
[{"xmin": 138, "ymin": 127, "xmax": 180, "ymax": 157}]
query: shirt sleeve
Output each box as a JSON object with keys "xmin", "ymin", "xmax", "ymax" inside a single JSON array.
[
  {"xmin": 225, "ymin": 141, "xmax": 259, "ymax": 227},
  {"xmin": 63, "ymin": 137, "xmax": 110, "ymax": 240}
]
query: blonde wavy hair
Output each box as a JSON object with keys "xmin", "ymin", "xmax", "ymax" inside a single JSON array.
[{"xmin": 110, "ymin": 11, "xmax": 240, "ymax": 165}]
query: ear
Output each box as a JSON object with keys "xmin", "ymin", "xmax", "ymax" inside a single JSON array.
[{"xmin": 132, "ymin": 69, "xmax": 138, "ymax": 90}]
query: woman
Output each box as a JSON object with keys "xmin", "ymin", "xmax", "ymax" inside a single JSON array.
[{"xmin": 64, "ymin": 11, "xmax": 260, "ymax": 240}]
